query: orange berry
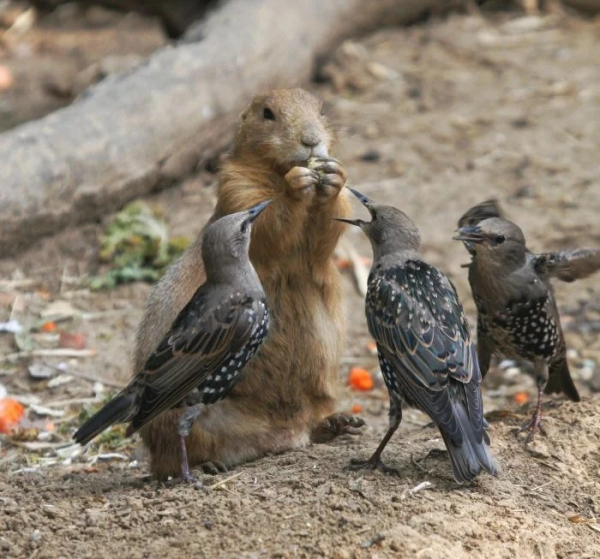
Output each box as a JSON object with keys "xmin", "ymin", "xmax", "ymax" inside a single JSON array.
[
  {"xmin": 514, "ymin": 392, "xmax": 529, "ymax": 405},
  {"xmin": 0, "ymin": 398, "xmax": 24, "ymax": 433},
  {"xmin": 348, "ymin": 367, "xmax": 374, "ymax": 391}
]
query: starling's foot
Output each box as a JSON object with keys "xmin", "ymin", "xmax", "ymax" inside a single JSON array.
[
  {"xmin": 199, "ymin": 461, "xmax": 228, "ymax": 475},
  {"xmin": 349, "ymin": 456, "xmax": 400, "ymax": 477},
  {"xmin": 517, "ymin": 413, "xmax": 546, "ymax": 444},
  {"xmin": 311, "ymin": 412, "xmax": 366, "ymax": 443},
  {"xmin": 163, "ymin": 473, "xmax": 202, "ymax": 488}
]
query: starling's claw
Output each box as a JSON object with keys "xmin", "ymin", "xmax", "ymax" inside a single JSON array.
[
  {"xmin": 518, "ymin": 413, "xmax": 546, "ymax": 444},
  {"xmin": 349, "ymin": 456, "xmax": 400, "ymax": 477}
]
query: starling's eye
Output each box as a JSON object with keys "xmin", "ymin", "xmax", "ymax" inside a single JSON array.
[
  {"xmin": 263, "ymin": 107, "xmax": 275, "ymax": 121},
  {"xmin": 494, "ymin": 234, "xmax": 506, "ymax": 245}
]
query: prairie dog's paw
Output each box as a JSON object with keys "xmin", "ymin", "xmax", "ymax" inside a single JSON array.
[
  {"xmin": 200, "ymin": 461, "xmax": 229, "ymax": 475},
  {"xmin": 310, "ymin": 412, "xmax": 366, "ymax": 444},
  {"xmin": 284, "ymin": 166, "xmax": 319, "ymax": 201},
  {"xmin": 308, "ymin": 157, "xmax": 347, "ymax": 203}
]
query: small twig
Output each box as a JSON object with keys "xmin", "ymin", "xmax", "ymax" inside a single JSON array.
[
  {"xmin": 411, "ymin": 454, "xmax": 428, "ymax": 473},
  {"xmin": 4, "ymin": 348, "xmax": 97, "ymax": 360},
  {"xmin": 0, "ymin": 279, "xmax": 38, "ymax": 290},
  {"xmin": 39, "ymin": 396, "xmax": 102, "ymax": 408},
  {"xmin": 209, "ymin": 471, "xmax": 244, "ymax": 490},
  {"xmin": 528, "ymin": 480, "xmax": 554, "ymax": 493},
  {"xmin": 68, "ymin": 370, "xmax": 125, "ymax": 389},
  {"xmin": 401, "ymin": 481, "xmax": 432, "ymax": 500},
  {"xmin": 80, "ymin": 310, "xmax": 131, "ymax": 321}
]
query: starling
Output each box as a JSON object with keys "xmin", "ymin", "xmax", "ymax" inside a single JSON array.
[
  {"xmin": 336, "ymin": 188, "xmax": 496, "ymax": 483},
  {"xmin": 74, "ymin": 200, "xmax": 271, "ymax": 482},
  {"xmin": 455, "ymin": 216, "xmax": 600, "ymax": 440}
]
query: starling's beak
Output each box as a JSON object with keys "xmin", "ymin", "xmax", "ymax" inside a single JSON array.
[
  {"xmin": 453, "ymin": 225, "xmax": 486, "ymax": 244},
  {"xmin": 245, "ymin": 199, "xmax": 272, "ymax": 224},
  {"xmin": 346, "ymin": 187, "xmax": 377, "ymax": 218},
  {"xmin": 333, "ymin": 217, "xmax": 365, "ymax": 227}
]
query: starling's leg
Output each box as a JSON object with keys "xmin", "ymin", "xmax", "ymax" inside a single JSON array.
[
  {"xmin": 176, "ymin": 403, "xmax": 204, "ymax": 483},
  {"xmin": 518, "ymin": 362, "xmax": 547, "ymax": 443},
  {"xmin": 350, "ymin": 402, "xmax": 401, "ymax": 476}
]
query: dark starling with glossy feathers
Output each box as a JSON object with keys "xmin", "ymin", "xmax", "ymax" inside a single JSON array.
[
  {"xmin": 455, "ymin": 215, "xmax": 600, "ymax": 440},
  {"xmin": 73, "ymin": 200, "xmax": 271, "ymax": 482},
  {"xmin": 337, "ymin": 188, "xmax": 496, "ymax": 483}
]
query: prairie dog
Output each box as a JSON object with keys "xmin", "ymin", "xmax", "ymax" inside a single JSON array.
[{"xmin": 135, "ymin": 88, "xmax": 360, "ymax": 479}]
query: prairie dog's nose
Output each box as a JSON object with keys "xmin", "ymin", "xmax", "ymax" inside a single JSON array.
[{"xmin": 300, "ymin": 124, "xmax": 321, "ymax": 147}]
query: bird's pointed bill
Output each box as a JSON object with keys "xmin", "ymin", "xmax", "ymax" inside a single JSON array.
[
  {"xmin": 246, "ymin": 199, "xmax": 272, "ymax": 223},
  {"xmin": 453, "ymin": 226, "xmax": 485, "ymax": 244},
  {"xmin": 346, "ymin": 187, "xmax": 375, "ymax": 208},
  {"xmin": 333, "ymin": 217, "xmax": 364, "ymax": 227}
]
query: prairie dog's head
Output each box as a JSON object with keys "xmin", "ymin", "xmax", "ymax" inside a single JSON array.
[{"xmin": 233, "ymin": 88, "xmax": 335, "ymax": 172}]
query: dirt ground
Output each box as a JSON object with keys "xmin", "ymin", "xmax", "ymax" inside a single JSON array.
[{"xmin": 1, "ymin": 5, "xmax": 600, "ymax": 558}]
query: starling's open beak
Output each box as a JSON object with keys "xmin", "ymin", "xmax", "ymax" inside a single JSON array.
[
  {"xmin": 245, "ymin": 200, "xmax": 272, "ymax": 224},
  {"xmin": 333, "ymin": 217, "xmax": 364, "ymax": 227},
  {"xmin": 453, "ymin": 226, "xmax": 486, "ymax": 244},
  {"xmin": 346, "ymin": 187, "xmax": 378, "ymax": 220},
  {"xmin": 347, "ymin": 187, "xmax": 374, "ymax": 208}
]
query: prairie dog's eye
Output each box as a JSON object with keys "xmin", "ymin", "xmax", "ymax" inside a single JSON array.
[
  {"xmin": 495, "ymin": 234, "xmax": 506, "ymax": 245},
  {"xmin": 263, "ymin": 107, "xmax": 275, "ymax": 121}
]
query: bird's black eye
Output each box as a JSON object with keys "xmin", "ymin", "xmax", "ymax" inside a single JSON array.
[
  {"xmin": 495, "ymin": 234, "xmax": 506, "ymax": 245},
  {"xmin": 263, "ymin": 107, "xmax": 275, "ymax": 121}
]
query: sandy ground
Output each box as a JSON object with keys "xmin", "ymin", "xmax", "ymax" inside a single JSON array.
[{"xmin": 1, "ymin": 6, "xmax": 600, "ymax": 558}]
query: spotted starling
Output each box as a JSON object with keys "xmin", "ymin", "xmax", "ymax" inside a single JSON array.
[
  {"xmin": 336, "ymin": 188, "xmax": 496, "ymax": 483},
  {"xmin": 455, "ymin": 216, "xmax": 600, "ymax": 441},
  {"xmin": 74, "ymin": 200, "xmax": 271, "ymax": 481}
]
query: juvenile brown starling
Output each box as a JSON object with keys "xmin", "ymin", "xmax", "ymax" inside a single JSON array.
[
  {"xmin": 74, "ymin": 200, "xmax": 271, "ymax": 481},
  {"xmin": 455, "ymin": 216, "xmax": 600, "ymax": 440},
  {"xmin": 337, "ymin": 188, "xmax": 496, "ymax": 483}
]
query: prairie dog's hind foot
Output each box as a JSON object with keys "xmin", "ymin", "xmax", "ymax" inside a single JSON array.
[
  {"xmin": 311, "ymin": 412, "xmax": 365, "ymax": 444},
  {"xmin": 200, "ymin": 461, "xmax": 228, "ymax": 475}
]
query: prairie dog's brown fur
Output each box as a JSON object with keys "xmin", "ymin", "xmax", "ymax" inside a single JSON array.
[{"xmin": 135, "ymin": 88, "xmax": 353, "ymax": 480}]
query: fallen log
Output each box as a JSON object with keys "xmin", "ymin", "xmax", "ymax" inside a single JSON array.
[
  {"xmin": 29, "ymin": 0, "xmax": 219, "ymax": 38},
  {"xmin": 0, "ymin": 0, "xmax": 463, "ymax": 258}
]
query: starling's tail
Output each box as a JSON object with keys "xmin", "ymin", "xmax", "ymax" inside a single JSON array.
[
  {"xmin": 545, "ymin": 358, "xmax": 580, "ymax": 402},
  {"xmin": 440, "ymin": 402, "xmax": 497, "ymax": 484},
  {"xmin": 73, "ymin": 393, "xmax": 136, "ymax": 445}
]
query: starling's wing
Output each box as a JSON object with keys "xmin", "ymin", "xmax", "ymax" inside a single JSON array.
[
  {"xmin": 366, "ymin": 261, "xmax": 478, "ymax": 391},
  {"xmin": 457, "ymin": 199, "xmax": 504, "ymax": 229},
  {"xmin": 532, "ymin": 248, "xmax": 600, "ymax": 283},
  {"xmin": 368, "ymin": 261, "xmax": 485, "ymax": 444},
  {"xmin": 128, "ymin": 289, "xmax": 262, "ymax": 432}
]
